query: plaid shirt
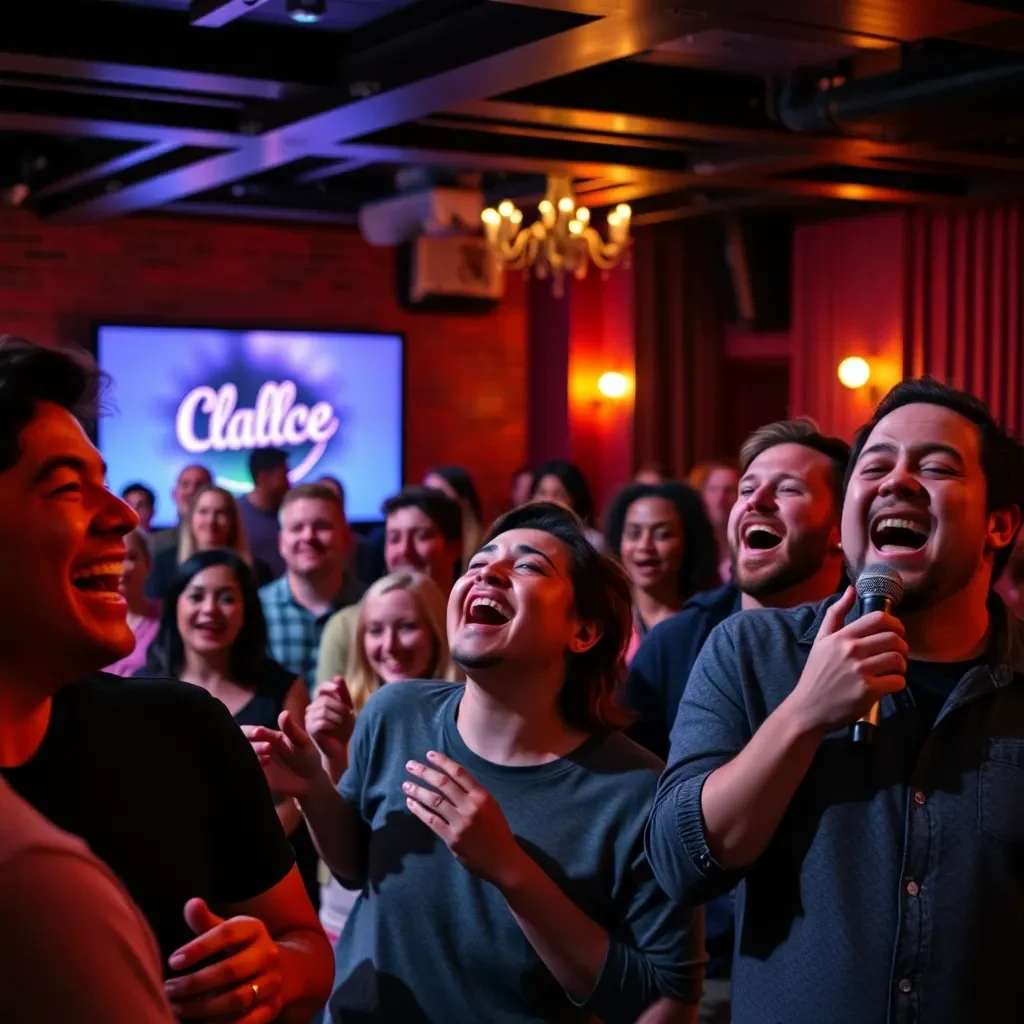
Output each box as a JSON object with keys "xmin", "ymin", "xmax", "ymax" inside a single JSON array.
[{"xmin": 259, "ymin": 574, "xmax": 364, "ymax": 688}]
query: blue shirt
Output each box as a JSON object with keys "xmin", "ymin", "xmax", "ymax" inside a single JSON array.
[
  {"xmin": 647, "ymin": 593, "xmax": 1024, "ymax": 1024},
  {"xmin": 331, "ymin": 681, "xmax": 706, "ymax": 1023},
  {"xmin": 259, "ymin": 574, "xmax": 363, "ymax": 688}
]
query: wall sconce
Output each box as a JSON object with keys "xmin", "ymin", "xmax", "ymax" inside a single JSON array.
[
  {"xmin": 597, "ymin": 371, "xmax": 629, "ymax": 400},
  {"xmin": 837, "ymin": 356, "xmax": 871, "ymax": 390}
]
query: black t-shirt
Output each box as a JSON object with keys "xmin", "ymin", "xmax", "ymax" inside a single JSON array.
[{"xmin": 1, "ymin": 673, "xmax": 295, "ymax": 971}]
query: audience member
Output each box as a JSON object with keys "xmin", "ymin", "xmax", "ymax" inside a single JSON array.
[
  {"xmin": 0, "ymin": 336, "xmax": 332, "ymax": 1022},
  {"xmin": 142, "ymin": 548, "xmax": 320, "ymax": 904},
  {"xmin": 531, "ymin": 459, "xmax": 606, "ymax": 550},
  {"xmin": 634, "ymin": 463, "xmax": 668, "ymax": 486},
  {"xmin": 104, "ymin": 529, "xmax": 160, "ymax": 677},
  {"xmin": 317, "ymin": 485, "xmax": 462, "ymax": 684},
  {"xmin": 260, "ymin": 483, "xmax": 362, "ymax": 687},
  {"xmin": 996, "ymin": 528, "xmax": 1024, "ymax": 619},
  {"xmin": 425, "ymin": 464, "xmax": 485, "ymax": 568},
  {"xmin": 122, "ymin": 482, "xmax": 157, "ymax": 538},
  {"xmin": 605, "ymin": 481, "xmax": 719, "ymax": 663},
  {"xmin": 252, "ymin": 502, "xmax": 705, "ymax": 1023},
  {"xmin": 648, "ymin": 379, "xmax": 1024, "ymax": 1024},
  {"xmin": 313, "ymin": 569, "xmax": 459, "ymax": 945},
  {"xmin": 688, "ymin": 460, "xmax": 740, "ymax": 583},
  {"xmin": 509, "ymin": 464, "xmax": 533, "ymax": 509},
  {"xmin": 317, "ymin": 473, "xmax": 375, "ymax": 586},
  {"xmin": 0, "ymin": 778, "xmax": 175, "ymax": 1023},
  {"xmin": 146, "ymin": 483, "xmax": 268, "ymax": 599},
  {"xmin": 150, "ymin": 464, "xmax": 211, "ymax": 555},
  {"xmin": 240, "ymin": 447, "xmax": 291, "ymax": 579}
]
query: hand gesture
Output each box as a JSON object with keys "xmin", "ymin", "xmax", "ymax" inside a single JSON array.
[
  {"xmin": 403, "ymin": 750, "xmax": 525, "ymax": 890},
  {"xmin": 243, "ymin": 711, "xmax": 324, "ymax": 799},
  {"xmin": 306, "ymin": 676, "xmax": 355, "ymax": 780},
  {"xmin": 789, "ymin": 586, "xmax": 908, "ymax": 733},
  {"xmin": 164, "ymin": 899, "xmax": 282, "ymax": 1023}
]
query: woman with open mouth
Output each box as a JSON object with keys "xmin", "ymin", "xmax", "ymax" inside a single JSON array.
[{"xmin": 605, "ymin": 480, "xmax": 720, "ymax": 664}]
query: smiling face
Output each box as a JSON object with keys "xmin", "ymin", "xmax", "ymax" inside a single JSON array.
[
  {"xmin": 703, "ymin": 467, "xmax": 739, "ymax": 529},
  {"xmin": 176, "ymin": 563, "xmax": 244, "ymax": 657},
  {"xmin": 842, "ymin": 402, "xmax": 1017, "ymax": 611},
  {"xmin": 448, "ymin": 527, "xmax": 591, "ymax": 673},
  {"xmin": 729, "ymin": 442, "xmax": 840, "ymax": 600},
  {"xmin": 620, "ymin": 497, "xmax": 684, "ymax": 595},
  {"xmin": 280, "ymin": 497, "xmax": 348, "ymax": 577},
  {"xmin": 363, "ymin": 588, "xmax": 437, "ymax": 684},
  {"xmin": 385, "ymin": 506, "xmax": 460, "ymax": 591},
  {"xmin": 191, "ymin": 489, "xmax": 234, "ymax": 550},
  {"xmin": 173, "ymin": 465, "xmax": 211, "ymax": 520},
  {"xmin": 0, "ymin": 402, "xmax": 138, "ymax": 683}
]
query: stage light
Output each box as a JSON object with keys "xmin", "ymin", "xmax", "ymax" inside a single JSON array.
[
  {"xmin": 287, "ymin": 0, "xmax": 325, "ymax": 24},
  {"xmin": 838, "ymin": 356, "xmax": 870, "ymax": 390}
]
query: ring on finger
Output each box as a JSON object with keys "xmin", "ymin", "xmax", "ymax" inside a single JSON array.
[{"xmin": 250, "ymin": 982, "xmax": 260, "ymax": 1008}]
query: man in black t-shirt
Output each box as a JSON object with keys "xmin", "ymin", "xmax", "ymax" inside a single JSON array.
[{"xmin": 0, "ymin": 336, "xmax": 332, "ymax": 1022}]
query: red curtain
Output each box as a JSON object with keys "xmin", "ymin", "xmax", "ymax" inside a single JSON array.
[
  {"xmin": 905, "ymin": 202, "xmax": 1024, "ymax": 436},
  {"xmin": 633, "ymin": 221, "xmax": 729, "ymax": 476}
]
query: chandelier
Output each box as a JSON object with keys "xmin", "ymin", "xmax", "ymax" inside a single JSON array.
[{"xmin": 480, "ymin": 175, "xmax": 632, "ymax": 297}]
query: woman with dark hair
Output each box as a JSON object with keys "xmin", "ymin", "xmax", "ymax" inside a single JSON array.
[
  {"xmin": 530, "ymin": 459, "xmax": 606, "ymax": 550},
  {"xmin": 248, "ymin": 502, "xmax": 705, "ymax": 1024},
  {"xmin": 139, "ymin": 549, "xmax": 319, "ymax": 903},
  {"xmin": 605, "ymin": 481, "xmax": 719, "ymax": 663},
  {"xmin": 425, "ymin": 465, "xmax": 484, "ymax": 567}
]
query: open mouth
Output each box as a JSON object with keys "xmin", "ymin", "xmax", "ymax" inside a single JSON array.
[
  {"xmin": 466, "ymin": 596, "xmax": 512, "ymax": 627},
  {"xmin": 742, "ymin": 523, "xmax": 783, "ymax": 551},
  {"xmin": 71, "ymin": 562, "xmax": 125, "ymax": 602},
  {"xmin": 871, "ymin": 516, "xmax": 930, "ymax": 554}
]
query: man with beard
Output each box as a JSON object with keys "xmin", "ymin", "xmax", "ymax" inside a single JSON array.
[
  {"xmin": 647, "ymin": 378, "xmax": 1024, "ymax": 1024},
  {"xmin": 626, "ymin": 419, "xmax": 847, "ymax": 1022}
]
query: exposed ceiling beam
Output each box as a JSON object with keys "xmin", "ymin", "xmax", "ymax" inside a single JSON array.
[
  {"xmin": 631, "ymin": 194, "xmax": 779, "ymax": 227},
  {"xmin": 0, "ymin": 110, "xmax": 246, "ymax": 148},
  {"xmin": 0, "ymin": 52, "xmax": 305, "ymax": 102},
  {"xmin": 295, "ymin": 157, "xmax": 377, "ymax": 184},
  {"xmin": 42, "ymin": 4, "xmax": 702, "ymax": 219},
  {"xmin": 190, "ymin": 0, "xmax": 277, "ymax": 29},
  {"xmin": 167, "ymin": 201, "xmax": 358, "ymax": 224},
  {"xmin": 34, "ymin": 142, "xmax": 179, "ymax": 198}
]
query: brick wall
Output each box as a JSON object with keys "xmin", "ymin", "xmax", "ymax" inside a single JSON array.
[{"xmin": 0, "ymin": 207, "xmax": 527, "ymax": 519}]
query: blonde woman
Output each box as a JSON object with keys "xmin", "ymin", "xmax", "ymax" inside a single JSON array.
[
  {"xmin": 145, "ymin": 484, "xmax": 270, "ymax": 600},
  {"xmin": 104, "ymin": 530, "xmax": 162, "ymax": 676},
  {"xmin": 318, "ymin": 570, "xmax": 460, "ymax": 944}
]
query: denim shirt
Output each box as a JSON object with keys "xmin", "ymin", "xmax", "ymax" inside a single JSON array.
[{"xmin": 646, "ymin": 593, "xmax": 1024, "ymax": 1024}]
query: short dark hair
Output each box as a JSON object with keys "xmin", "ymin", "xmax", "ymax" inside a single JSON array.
[
  {"xmin": 604, "ymin": 481, "xmax": 721, "ymax": 599},
  {"xmin": 382, "ymin": 486, "xmax": 462, "ymax": 543},
  {"xmin": 427, "ymin": 465, "xmax": 483, "ymax": 522},
  {"xmin": 144, "ymin": 549, "xmax": 273, "ymax": 681},
  {"xmin": 0, "ymin": 336, "xmax": 105, "ymax": 474},
  {"xmin": 847, "ymin": 376, "xmax": 1024, "ymax": 578},
  {"xmin": 483, "ymin": 502, "xmax": 631, "ymax": 733},
  {"xmin": 122, "ymin": 482, "xmax": 155, "ymax": 507},
  {"xmin": 531, "ymin": 460, "xmax": 595, "ymax": 524},
  {"xmin": 248, "ymin": 447, "xmax": 288, "ymax": 482},
  {"xmin": 280, "ymin": 482, "xmax": 344, "ymax": 518},
  {"xmin": 741, "ymin": 418, "xmax": 851, "ymax": 511}
]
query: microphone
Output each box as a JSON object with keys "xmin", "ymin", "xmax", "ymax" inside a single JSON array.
[{"xmin": 851, "ymin": 562, "xmax": 905, "ymax": 745}]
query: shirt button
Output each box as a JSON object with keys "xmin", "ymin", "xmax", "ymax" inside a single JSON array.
[
  {"xmin": 898, "ymin": 979, "xmax": 913, "ymax": 994},
  {"xmin": 913, "ymin": 790, "xmax": 926, "ymax": 806},
  {"xmin": 698, "ymin": 853, "xmax": 712, "ymax": 870},
  {"xmin": 905, "ymin": 880, "xmax": 920, "ymax": 897}
]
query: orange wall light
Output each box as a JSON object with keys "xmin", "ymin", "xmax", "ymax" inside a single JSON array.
[
  {"xmin": 837, "ymin": 356, "xmax": 871, "ymax": 390},
  {"xmin": 597, "ymin": 371, "xmax": 629, "ymax": 399}
]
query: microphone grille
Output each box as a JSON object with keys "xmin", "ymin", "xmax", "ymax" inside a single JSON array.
[{"xmin": 855, "ymin": 562, "xmax": 905, "ymax": 607}]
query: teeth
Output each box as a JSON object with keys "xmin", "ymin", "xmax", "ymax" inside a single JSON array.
[
  {"xmin": 875, "ymin": 517, "xmax": 928, "ymax": 537},
  {"xmin": 71, "ymin": 562, "xmax": 124, "ymax": 581},
  {"xmin": 471, "ymin": 597, "xmax": 510, "ymax": 621}
]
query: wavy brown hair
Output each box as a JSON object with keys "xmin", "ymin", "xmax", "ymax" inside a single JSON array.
[{"xmin": 481, "ymin": 502, "xmax": 632, "ymax": 732}]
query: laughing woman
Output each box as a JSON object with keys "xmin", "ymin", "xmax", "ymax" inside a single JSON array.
[
  {"xmin": 605, "ymin": 481, "xmax": 720, "ymax": 664},
  {"xmin": 249, "ymin": 503, "xmax": 705, "ymax": 1024}
]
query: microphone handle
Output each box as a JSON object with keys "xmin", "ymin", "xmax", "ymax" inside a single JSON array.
[{"xmin": 850, "ymin": 594, "xmax": 896, "ymax": 746}]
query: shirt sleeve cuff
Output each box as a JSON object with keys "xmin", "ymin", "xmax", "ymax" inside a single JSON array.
[{"xmin": 676, "ymin": 768, "xmax": 727, "ymax": 880}]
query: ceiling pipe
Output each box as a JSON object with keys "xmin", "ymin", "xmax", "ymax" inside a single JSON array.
[{"xmin": 776, "ymin": 58, "xmax": 1024, "ymax": 134}]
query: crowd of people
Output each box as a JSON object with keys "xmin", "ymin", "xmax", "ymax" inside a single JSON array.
[{"xmin": 3, "ymin": 330, "xmax": 1024, "ymax": 1024}]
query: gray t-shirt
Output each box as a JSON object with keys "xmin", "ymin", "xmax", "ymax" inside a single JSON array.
[{"xmin": 331, "ymin": 681, "xmax": 704, "ymax": 1023}]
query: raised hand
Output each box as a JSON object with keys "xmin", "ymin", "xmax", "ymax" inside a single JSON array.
[
  {"xmin": 306, "ymin": 676, "xmax": 355, "ymax": 781},
  {"xmin": 403, "ymin": 750, "xmax": 526, "ymax": 890},
  {"xmin": 243, "ymin": 711, "xmax": 325, "ymax": 799},
  {"xmin": 789, "ymin": 586, "xmax": 908, "ymax": 733},
  {"xmin": 164, "ymin": 899, "xmax": 282, "ymax": 1023}
]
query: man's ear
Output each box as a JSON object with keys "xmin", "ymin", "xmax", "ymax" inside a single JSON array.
[
  {"xmin": 568, "ymin": 619, "xmax": 603, "ymax": 656},
  {"xmin": 988, "ymin": 505, "xmax": 1021, "ymax": 557}
]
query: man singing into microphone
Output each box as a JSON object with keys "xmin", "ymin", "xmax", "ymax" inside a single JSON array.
[{"xmin": 647, "ymin": 378, "xmax": 1024, "ymax": 1023}]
